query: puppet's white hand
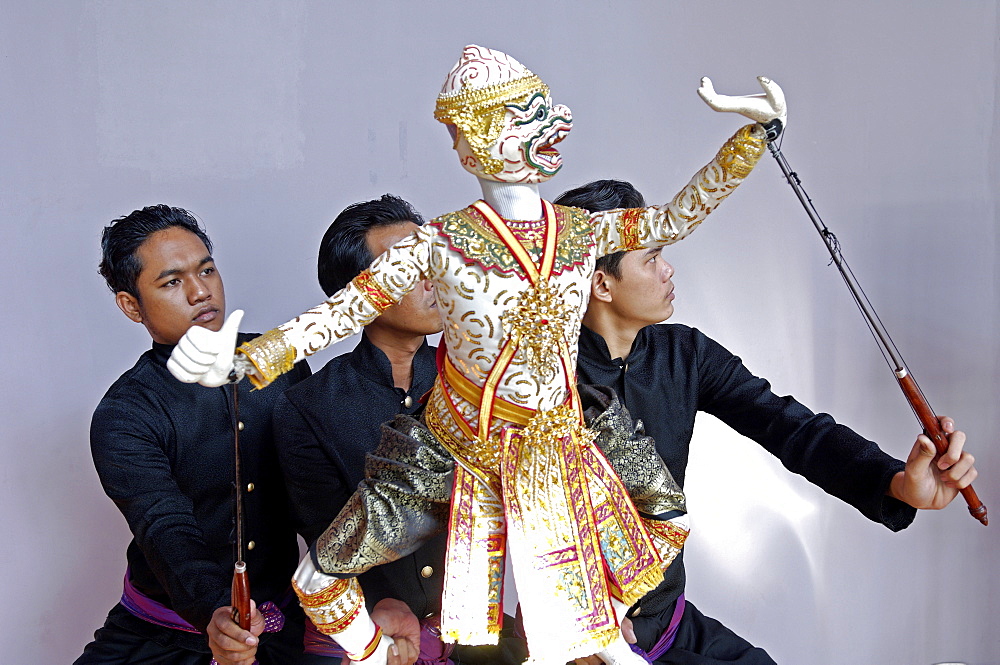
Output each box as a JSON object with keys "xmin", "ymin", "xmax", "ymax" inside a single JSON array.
[
  {"xmin": 698, "ymin": 76, "xmax": 786, "ymax": 129},
  {"xmin": 167, "ymin": 309, "xmax": 243, "ymax": 386}
]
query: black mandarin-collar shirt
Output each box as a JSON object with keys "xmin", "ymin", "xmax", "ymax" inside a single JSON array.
[
  {"xmin": 273, "ymin": 331, "xmax": 446, "ymax": 618},
  {"xmin": 90, "ymin": 333, "xmax": 311, "ymax": 645},
  {"xmin": 576, "ymin": 323, "xmax": 914, "ymax": 617}
]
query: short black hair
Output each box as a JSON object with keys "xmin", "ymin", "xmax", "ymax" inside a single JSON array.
[
  {"xmin": 99, "ymin": 204, "xmax": 212, "ymax": 297},
  {"xmin": 318, "ymin": 194, "xmax": 425, "ymax": 297},
  {"xmin": 554, "ymin": 179, "xmax": 646, "ymax": 279}
]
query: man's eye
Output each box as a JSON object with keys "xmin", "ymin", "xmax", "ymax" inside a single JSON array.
[
  {"xmin": 202, "ymin": 267, "xmax": 215, "ymax": 276},
  {"xmin": 164, "ymin": 279, "xmax": 180, "ymax": 287}
]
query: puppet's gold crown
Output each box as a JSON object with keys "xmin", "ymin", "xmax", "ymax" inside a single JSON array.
[
  {"xmin": 434, "ymin": 72, "xmax": 549, "ymax": 174},
  {"xmin": 434, "ymin": 73, "xmax": 548, "ymax": 122}
]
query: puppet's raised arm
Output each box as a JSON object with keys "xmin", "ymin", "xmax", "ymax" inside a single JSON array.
[
  {"xmin": 168, "ymin": 227, "xmax": 434, "ymax": 389},
  {"xmin": 593, "ymin": 77, "xmax": 784, "ymax": 255}
]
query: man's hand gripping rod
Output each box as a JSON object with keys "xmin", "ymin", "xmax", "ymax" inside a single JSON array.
[{"xmin": 762, "ymin": 119, "xmax": 987, "ymax": 525}]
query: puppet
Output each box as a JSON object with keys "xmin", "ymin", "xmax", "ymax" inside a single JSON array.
[{"xmin": 168, "ymin": 45, "xmax": 786, "ymax": 664}]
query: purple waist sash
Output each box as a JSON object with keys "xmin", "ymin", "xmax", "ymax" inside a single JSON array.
[
  {"xmin": 304, "ymin": 614, "xmax": 455, "ymax": 664},
  {"xmin": 120, "ymin": 569, "xmax": 202, "ymax": 633},
  {"xmin": 120, "ymin": 568, "xmax": 286, "ymax": 664},
  {"xmin": 629, "ymin": 593, "xmax": 686, "ymax": 663}
]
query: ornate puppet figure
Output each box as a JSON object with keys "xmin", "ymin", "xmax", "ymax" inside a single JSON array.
[{"xmin": 168, "ymin": 45, "xmax": 785, "ymax": 665}]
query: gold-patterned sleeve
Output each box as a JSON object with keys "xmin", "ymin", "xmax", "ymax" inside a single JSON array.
[
  {"xmin": 314, "ymin": 414, "xmax": 455, "ymax": 576},
  {"xmin": 579, "ymin": 384, "xmax": 687, "ymax": 518},
  {"xmin": 237, "ymin": 226, "xmax": 436, "ymax": 388},
  {"xmin": 592, "ymin": 123, "xmax": 767, "ymax": 256}
]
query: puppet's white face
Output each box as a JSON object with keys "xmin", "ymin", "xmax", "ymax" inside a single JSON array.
[{"xmin": 455, "ymin": 92, "xmax": 573, "ymax": 184}]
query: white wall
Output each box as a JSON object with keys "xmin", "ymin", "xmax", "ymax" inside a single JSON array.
[{"xmin": 2, "ymin": 1, "xmax": 997, "ymax": 663}]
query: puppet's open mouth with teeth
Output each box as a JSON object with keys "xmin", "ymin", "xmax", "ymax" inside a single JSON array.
[{"xmin": 526, "ymin": 117, "xmax": 572, "ymax": 176}]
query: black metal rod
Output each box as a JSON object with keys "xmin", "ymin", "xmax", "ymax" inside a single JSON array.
[{"xmin": 766, "ymin": 140, "xmax": 905, "ymax": 373}]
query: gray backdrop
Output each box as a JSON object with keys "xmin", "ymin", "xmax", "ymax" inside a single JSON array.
[{"xmin": 3, "ymin": 1, "xmax": 998, "ymax": 663}]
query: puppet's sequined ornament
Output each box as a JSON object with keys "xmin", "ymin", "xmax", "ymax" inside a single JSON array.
[{"xmin": 501, "ymin": 280, "xmax": 571, "ymax": 383}]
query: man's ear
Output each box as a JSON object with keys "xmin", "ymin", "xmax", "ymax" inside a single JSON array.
[
  {"xmin": 591, "ymin": 269, "xmax": 615, "ymax": 304},
  {"xmin": 115, "ymin": 291, "xmax": 143, "ymax": 324}
]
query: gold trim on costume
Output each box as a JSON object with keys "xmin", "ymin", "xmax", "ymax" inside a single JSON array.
[
  {"xmin": 615, "ymin": 207, "xmax": 645, "ymax": 251},
  {"xmin": 349, "ymin": 626, "xmax": 384, "ymax": 661},
  {"xmin": 715, "ymin": 123, "xmax": 767, "ymax": 180},
  {"xmin": 440, "ymin": 465, "xmax": 506, "ymax": 646},
  {"xmin": 425, "ymin": 382, "xmax": 503, "ymax": 496},
  {"xmin": 432, "ymin": 203, "xmax": 594, "ymax": 277},
  {"xmin": 352, "ymin": 269, "xmax": 396, "ymax": 314},
  {"xmin": 471, "ymin": 199, "xmax": 553, "ymax": 282},
  {"xmin": 441, "ymin": 355, "xmax": 534, "ymax": 426},
  {"xmin": 643, "ymin": 517, "xmax": 690, "ymax": 558},
  {"xmin": 473, "ymin": 339, "xmax": 520, "ymax": 444},
  {"xmin": 471, "ymin": 198, "xmax": 570, "ymax": 394},
  {"xmin": 237, "ymin": 329, "xmax": 296, "ymax": 389},
  {"xmin": 293, "ymin": 576, "xmax": 363, "ymax": 635},
  {"xmin": 500, "ymin": 405, "xmax": 621, "ymax": 661}
]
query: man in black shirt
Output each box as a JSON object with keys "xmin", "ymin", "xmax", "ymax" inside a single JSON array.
[
  {"xmin": 77, "ymin": 205, "xmax": 319, "ymax": 665},
  {"xmin": 556, "ymin": 180, "xmax": 978, "ymax": 665},
  {"xmin": 268, "ymin": 195, "xmax": 527, "ymax": 665},
  {"xmin": 271, "ymin": 195, "xmax": 443, "ymax": 665},
  {"xmin": 274, "ymin": 195, "xmax": 442, "ymax": 554}
]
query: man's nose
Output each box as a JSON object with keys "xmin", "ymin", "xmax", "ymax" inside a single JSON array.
[
  {"xmin": 662, "ymin": 259, "xmax": 675, "ymax": 280},
  {"xmin": 189, "ymin": 277, "xmax": 211, "ymax": 303}
]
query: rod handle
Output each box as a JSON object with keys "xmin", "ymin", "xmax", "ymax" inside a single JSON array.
[
  {"xmin": 232, "ymin": 561, "xmax": 252, "ymax": 629},
  {"xmin": 896, "ymin": 371, "xmax": 987, "ymax": 525}
]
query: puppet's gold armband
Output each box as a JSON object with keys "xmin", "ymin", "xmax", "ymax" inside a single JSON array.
[
  {"xmin": 237, "ymin": 329, "xmax": 296, "ymax": 389},
  {"xmin": 715, "ymin": 123, "xmax": 767, "ymax": 180},
  {"xmin": 293, "ymin": 576, "xmax": 364, "ymax": 636},
  {"xmin": 353, "ymin": 269, "xmax": 396, "ymax": 314}
]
